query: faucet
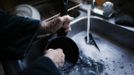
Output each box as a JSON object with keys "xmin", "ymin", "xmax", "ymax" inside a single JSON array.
[
  {"xmin": 92, "ymin": 0, "xmax": 114, "ymax": 18},
  {"xmin": 103, "ymin": 1, "xmax": 114, "ymax": 17},
  {"xmin": 92, "ymin": 0, "xmax": 96, "ymax": 8}
]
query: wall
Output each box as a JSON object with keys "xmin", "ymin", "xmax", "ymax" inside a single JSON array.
[{"xmin": 110, "ymin": 0, "xmax": 134, "ymax": 16}]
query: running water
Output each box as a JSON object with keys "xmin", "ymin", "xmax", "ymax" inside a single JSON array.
[
  {"xmin": 86, "ymin": 5, "xmax": 101, "ymax": 75},
  {"xmin": 86, "ymin": 5, "xmax": 91, "ymax": 44}
]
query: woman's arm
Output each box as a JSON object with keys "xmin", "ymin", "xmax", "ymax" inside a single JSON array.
[
  {"xmin": 0, "ymin": 10, "xmax": 72, "ymax": 60},
  {"xmin": 20, "ymin": 57, "xmax": 61, "ymax": 75},
  {"xmin": 0, "ymin": 10, "xmax": 41, "ymax": 60}
]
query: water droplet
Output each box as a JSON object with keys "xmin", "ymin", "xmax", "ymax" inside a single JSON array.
[
  {"xmin": 124, "ymin": 72, "xmax": 127, "ymax": 75},
  {"xmin": 120, "ymin": 66, "xmax": 124, "ymax": 69},
  {"xmin": 105, "ymin": 72, "xmax": 109, "ymax": 75},
  {"xmin": 121, "ymin": 55, "xmax": 125, "ymax": 58},
  {"xmin": 117, "ymin": 62, "xmax": 120, "ymax": 63},
  {"xmin": 112, "ymin": 61, "xmax": 115, "ymax": 63},
  {"xmin": 105, "ymin": 58, "xmax": 108, "ymax": 60},
  {"xmin": 130, "ymin": 64, "xmax": 132, "ymax": 67}
]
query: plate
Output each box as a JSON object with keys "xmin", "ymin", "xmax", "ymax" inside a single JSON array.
[{"xmin": 15, "ymin": 4, "xmax": 41, "ymax": 20}]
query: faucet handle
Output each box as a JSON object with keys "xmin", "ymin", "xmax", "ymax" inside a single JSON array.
[{"xmin": 103, "ymin": 1, "xmax": 114, "ymax": 17}]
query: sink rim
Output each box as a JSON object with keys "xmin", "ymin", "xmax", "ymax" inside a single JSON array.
[{"xmin": 71, "ymin": 16, "xmax": 134, "ymax": 33}]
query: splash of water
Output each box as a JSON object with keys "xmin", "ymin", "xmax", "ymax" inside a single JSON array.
[{"xmin": 61, "ymin": 50, "xmax": 104, "ymax": 75}]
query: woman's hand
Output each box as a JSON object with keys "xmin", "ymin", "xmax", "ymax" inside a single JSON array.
[
  {"xmin": 41, "ymin": 15, "xmax": 73, "ymax": 33},
  {"xmin": 44, "ymin": 48, "xmax": 65, "ymax": 68}
]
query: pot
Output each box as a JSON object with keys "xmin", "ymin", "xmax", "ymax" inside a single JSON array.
[{"xmin": 45, "ymin": 36, "xmax": 79, "ymax": 70}]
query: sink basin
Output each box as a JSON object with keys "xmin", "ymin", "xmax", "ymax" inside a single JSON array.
[
  {"xmin": 68, "ymin": 16, "xmax": 134, "ymax": 50},
  {"xmin": 65, "ymin": 16, "xmax": 134, "ymax": 75}
]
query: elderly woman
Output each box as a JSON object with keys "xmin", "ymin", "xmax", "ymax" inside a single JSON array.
[{"xmin": 0, "ymin": 10, "xmax": 73, "ymax": 75}]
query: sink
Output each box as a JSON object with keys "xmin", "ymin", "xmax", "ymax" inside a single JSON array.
[
  {"xmin": 65, "ymin": 16, "xmax": 134, "ymax": 75},
  {"xmin": 7, "ymin": 3, "xmax": 134, "ymax": 75},
  {"xmin": 68, "ymin": 16, "xmax": 134, "ymax": 50}
]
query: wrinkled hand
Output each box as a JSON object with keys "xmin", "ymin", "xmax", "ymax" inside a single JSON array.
[
  {"xmin": 44, "ymin": 48, "xmax": 65, "ymax": 68},
  {"xmin": 41, "ymin": 15, "xmax": 73, "ymax": 33}
]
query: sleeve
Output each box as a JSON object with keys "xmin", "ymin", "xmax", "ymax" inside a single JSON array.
[
  {"xmin": 0, "ymin": 10, "xmax": 42, "ymax": 60},
  {"xmin": 20, "ymin": 57, "xmax": 61, "ymax": 75}
]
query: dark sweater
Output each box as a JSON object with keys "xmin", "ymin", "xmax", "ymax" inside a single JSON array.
[
  {"xmin": 0, "ymin": 10, "xmax": 40, "ymax": 60},
  {"xmin": 0, "ymin": 10, "xmax": 60, "ymax": 75},
  {"xmin": 20, "ymin": 57, "xmax": 60, "ymax": 75}
]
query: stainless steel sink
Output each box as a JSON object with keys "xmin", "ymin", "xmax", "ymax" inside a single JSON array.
[
  {"xmin": 68, "ymin": 16, "xmax": 134, "ymax": 50},
  {"xmin": 65, "ymin": 16, "xmax": 134, "ymax": 75}
]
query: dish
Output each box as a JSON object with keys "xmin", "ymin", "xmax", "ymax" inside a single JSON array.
[{"xmin": 15, "ymin": 4, "xmax": 41, "ymax": 20}]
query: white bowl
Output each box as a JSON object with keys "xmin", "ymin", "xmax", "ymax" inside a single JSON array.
[{"xmin": 15, "ymin": 4, "xmax": 41, "ymax": 20}]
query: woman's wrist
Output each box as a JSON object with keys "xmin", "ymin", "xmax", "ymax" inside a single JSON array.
[{"xmin": 39, "ymin": 21, "xmax": 49, "ymax": 33}]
